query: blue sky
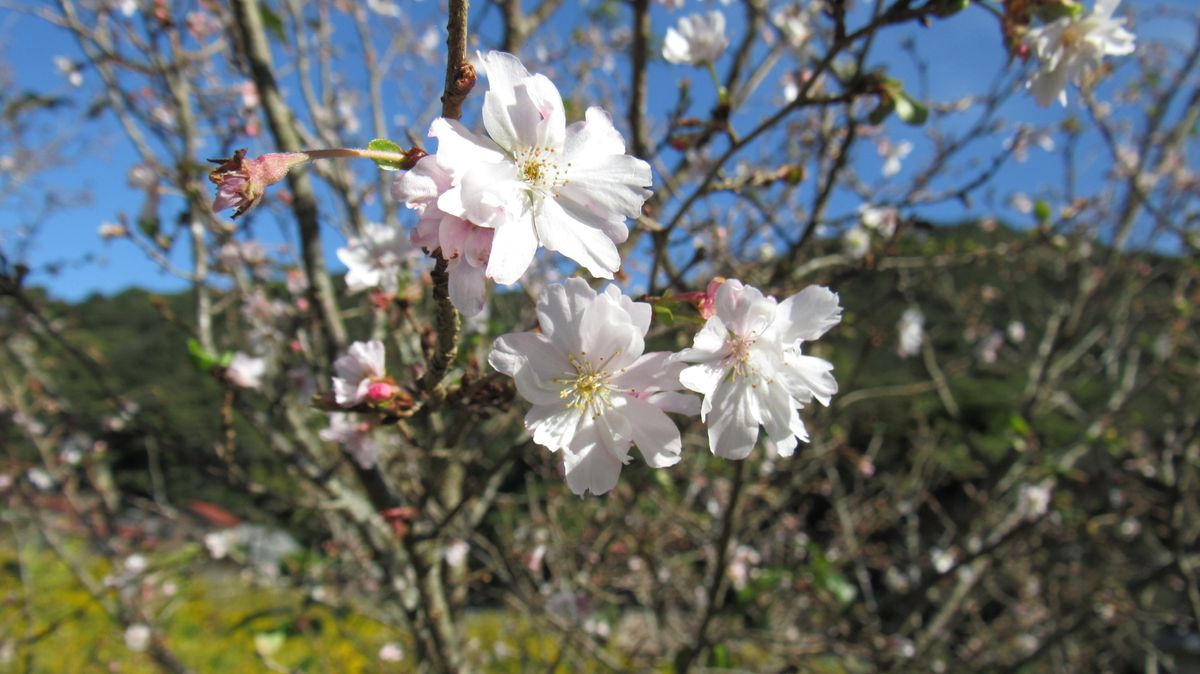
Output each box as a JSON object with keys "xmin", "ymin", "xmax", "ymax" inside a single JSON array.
[{"xmin": 0, "ymin": 0, "xmax": 1190, "ymax": 301}]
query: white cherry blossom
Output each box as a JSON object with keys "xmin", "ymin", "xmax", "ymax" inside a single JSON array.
[
  {"xmin": 392, "ymin": 155, "xmax": 493, "ymax": 316},
  {"xmin": 488, "ymin": 279, "xmax": 698, "ymax": 496},
  {"xmin": 663, "ymin": 11, "xmax": 729, "ymax": 66},
  {"xmin": 896, "ymin": 307, "xmax": 924, "ymax": 358},
  {"xmin": 429, "ymin": 51, "xmax": 652, "ymax": 285},
  {"xmin": 226, "ymin": 352, "xmax": 266, "ymax": 390},
  {"xmin": 678, "ymin": 280, "xmax": 842, "ymax": 459},
  {"xmin": 319, "ymin": 413, "xmax": 381, "ymax": 469},
  {"xmin": 336, "ymin": 222, "xmax": 412, "ymax": 294},
  {"xmin": 1023, "ymin": 0, "xmax": 1136, "ymax": 107},
  {"xmin": 332, "ymin": 341, "xmax": 388, "ymax": 407}
]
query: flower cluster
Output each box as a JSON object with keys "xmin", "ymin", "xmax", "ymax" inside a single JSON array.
[
  {"xmin": 1021, "ymin": 0, "xmax": 1136, "ymax": 107},
  {"xmin": 490, "ymin": 278, "xmax": 842, "ymax": 495},
  {"xmin": 394, "ymin": 51, "xmax": 653, "ymax": 315}
]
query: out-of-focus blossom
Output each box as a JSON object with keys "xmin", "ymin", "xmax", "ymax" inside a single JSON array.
[
  {"xmin": 367, "ymin": 0, "xmax": 403, "ymax": 18},
  {"xmin": 1018, "ymin": 482, "xmax": 1053, "ymax": 520},
  {"xmin": 238, "ymin": 80, "xmax": 260, "ymax": 109},
  {"xmin": 773, "ymin": 6, "xmax": 811, "ymax": 47},
  {"xmin": 379, "ymin": 643, "xmax": 405, "ymax": 662},
  {"xmin": 489, "ymin": 279, "xmax": 698, "ymax": 495},
  {"xmin": 124, "ymin": 554, "xmax": 148, "ymax": 575},
  {"xmin": 332, "ymin": 341, "xmax": 388, "ymax": 407},
  {"xmin": 113, "ymin": 0, "xmax": 138, "ymax": 17},
  {"xmin": 663, "ymin": 12, "xmax": 729, "ymax": 65},
  {"xmin": 208, "ymin": 149, "xmax": 309, "ymax": 218},
  {"xmin": 98, "ymin": 222, "xmax": 129, "ymax": 240},
  {"xmin": 1022, "ymin": 0, "xmax": 1136, "ymax": 107},
  {"xmin": 897, "ymin": 307, "xmax": 924, "ymax": 358},
  {"xmin": 443, "ymin": 539, "xmax": 469, "ymax": 568},
  {"xmin": 1007, "ymin": 320, "xmax": 1026, "ymax": 344},
  {"xmin": 336, "ymin": 223, "xmax": 412, "ymax": 294},
  {"xmin": 124, "ymin": 624, "xmax": 151, "ymax": 652},
  {"xmin": 319, "ymin": 413, "xmax": 381, "ymax": 469},
  {"xmin": 858, "ymin": 204, "xmax": 898, "ymax": 237},
  {"xmin": 27, "ymin": 468, "xmax": 54, "ymax": 491},
  {"xmin": 727, "ymin": 544, "xmax": 761, "ymax": 590},
  {"xmin": 878, "ymin": 138, "xmax": 913, "ymax": 177},
  {"xmin": 204, "ymin": 531, "xmax": 229, "ymax": 559},
  {"xmin": 678, "ymin": 280, "xmax": 842, "ymax": 459},
  {"xmin": 976, "ymin": 330, "xmax": 1005, "ymax": 364},
  {"xmin": 430, "ymin": 51, "xmax": 651, "ymax": 285},
  {"xmin": 842, "ymin": 226, "xmax": 870, "ymax": 259},
  {"xmin": 225, "ymin": 353, "xmax": 267, "ymax": 390},
  {"xmin": 392, "ymin": 155, "xmax": 493, "ymax": 315},
  {"xmin": 53, "ymin": 56, "xmax": 83, "ymax": 87}
]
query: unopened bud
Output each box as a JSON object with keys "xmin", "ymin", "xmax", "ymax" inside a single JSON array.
[
  {"xmin": 366, "ymin": 382, "xmax": 394, "ymax": 402},
  {"xmin": 208, "ymin": 149, "xmax": 309, "ymax": 218}
]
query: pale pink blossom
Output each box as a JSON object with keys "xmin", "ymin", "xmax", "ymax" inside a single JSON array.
[
  {"xmin": 392, "ymin": 155, "xmax": 493, "ymax": 315},
  {"xmin": 332, "ymin": 341, "xmax": 387, "ymax": 407},
  {"xmin": 429, "ymin": 51, "xmax": 651, "ymax": 285},
  {"xmin": 663, "ymin": 12, "xmax": 729, "ymax": 65},
  {"xmin": 225, "ymin": 353, "xmax": 267, "ymax": 390},
  {"xmin": 678, "ymin": 280, "xmax": 841, "ymax": 459},
  {"xmin": 489, "ymin": 279, "xmax": 698, "ymax": 495},
  {"xmin": 1022, "ymin": 0, "xmax": 1136, "ymax": 107}
]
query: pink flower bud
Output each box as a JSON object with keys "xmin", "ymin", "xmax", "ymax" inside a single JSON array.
[
  {"xmin": 366, "ymin": 382, "xmax": 394, "ymax": 402},
  {"xmin": 208, "ymin": 149, "xmax": 309, "ymax": 218}
]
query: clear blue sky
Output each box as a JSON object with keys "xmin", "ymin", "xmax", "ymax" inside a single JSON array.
[{"xmin": 0, "ymin": 0, "xmax": 1189, "ymax": 301}]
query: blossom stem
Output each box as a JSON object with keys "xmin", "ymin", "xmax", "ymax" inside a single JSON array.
[
  {"xmin": 302, "ymin": 147, "xmax": 414, "ymax": 165},
  {"xmin": 706, "ymin": 61, "xmax": 728, "ymax": 103}
]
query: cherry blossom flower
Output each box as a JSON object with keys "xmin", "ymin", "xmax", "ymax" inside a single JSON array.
[
  {"xmin": 332, "ymin": 341, "xmax": 390, "ymax": 407},
  {"xmin": 663, "ymin": 11, "xmax": 729, "ymax": 66},
  {"xmin": 124, "ymin": 624, "xmax": 151, "ymax": 652},
  {"xmin": 488, "ymin": 279, "xmax": 698, "ymax": 496},
  {"xmin": 878, "ymin": 138, "xmax": 913, "ymax": 177},
  {"xmin": 858, "ymin": 204, "xmax": 899, "ymax": 238},
  {"xmin": 843, "ymin": 226, "xmax": 870, "ymax": 259},
  {"xmin": 319, "ymin": 413, "xmax": 381, "ymax": 469},
  {"xmin": 678, "ymin": 280, "xmax": 842, "ymax": 459},
  {"xmin": 225, "ymin": 352, "xmax": 267, "ymax": 390},
  {"xmin": 1022, "ymin": 0, "xmax": 1136, "ymax": 107},
  {"xmin": 896, "ymin": 307, "xmax": 924, "ymax": 358},
  {"xmin": 336, "ymin": 222, "xmax": 412, "ymax": 294},
  {"xmin": 392, "ymin": 155, "xmax": 493, "ymax": 315},
  {"xmin": 429, "ymin": 51, "xmax": 652, "ymax": 285}
]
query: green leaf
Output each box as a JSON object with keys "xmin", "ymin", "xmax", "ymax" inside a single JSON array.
[
  {"xmin": 652, "ymin": 303, "xmax": 676, "ymax": 325},
  {"xmin": 1033, "ymin": 199, "xmax": 1052, "ymax": 223},
  {"xmin": 868, "ymin": 99, "xmax": 895, "ymax": 125},
  {"xmin": 367, "ymin": 138, "xmax": 406, "ymax": 171},
  {"xmin": 259, "ymin": 4, "xmax": 286, "ymax": 42},
  {"xmin": 187, "ymin": 338, "xmax": 218, "ymax": 373},
  {"xmin": 808, "ymin": 544, "xmax": 858, "ymax": 607},
  {"xmin": 708, "ymin": 643, "xmax": 731, "ymax": 668},
  {"xmin": 1010, "ymin": 415, "xmax": 1032, "ymax": 436},
  {"xmin": 893, "ymin": 92, "xmax": 928, "ymax": 126}
]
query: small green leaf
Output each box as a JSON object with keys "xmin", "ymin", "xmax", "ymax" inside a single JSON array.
[
  {"xmin": 652, "ymin": 303, "xmax": 676, "ymax": 325},
  {"xmin": 1010, "ymin": 415, "xmax": 1031, "ymax": 436},
  {"xmin": 868, "ymin": 99, "xmax": 895, "ymax": 125},
  {"xmin": 1034, "ymin": 199, "xmax": 1052, "ymax": 223},
  {"xmin": 709, "ymin": 643, "xmax": 731, "ymax": 668},
  {"xmin": 893, "ymin": 92, "xmax": 928, "ymax": 126},
  {"xmin": 187, "ymin": 338, "xmax": 218, "ymax": 373},
  {"xmin": 259, "ymin": 5, "xmax": 286, "ymax": 42},
  {"xmin": 367, "ymin": 138, "xmax": 406, "ymax": 171}
]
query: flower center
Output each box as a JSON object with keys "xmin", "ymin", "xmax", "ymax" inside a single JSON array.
[
  {"xmin": 725, "ymin": 334, "xmax": 757, "ymax": 379},
  {"xmin": 514, "ymin": 146, "xmax": 570, "ymax": 195},
  {"xmin": 557, "ymin": 353, "xmax": 614, "ymax": 417}
]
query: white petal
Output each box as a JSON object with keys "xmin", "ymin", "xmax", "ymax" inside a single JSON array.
[
  {"xmin": 775, "ymin": 286, "xmax": 842, "ymax": 343},
  {"xmin": 645, "ymin": 390, "xmax": 701, "ymax": 416},
  {"xmin": 448, "ymin": 258, "xmax": 488, "ymax": 316},
  {"xmin": 527, "ymin": 405, "xmax": 581, "ymax": 452},
  {"xmin": 456, "ymin": 162, "xmax": 525, "ymax": 230},
  {"xmin": 562, "ymin": 441, "xmax": 623, "ymax": 496},
  {"xmin": 563, "ymin": 107, "xmax": 626, "ymax": 157},
  {"xmin": 391, "ymin": 155, "xmax": 451, "ymax": 208},
  {"xmin": 488, "ymin": 332, "xmax": 568, "ymax": 405},
  {"xmin": 533, "ymin": 197, "xmax": 622, "ymax": 278},
  {"xmin": 485, "ymin": 213, "xmax": 538, "ymax": 285},
  {"xmin": 557, "ymin": 154, "xmax": 652, "ymax": 229},
  {"xmin": 622, "ymin": 397, "xmax": 683, "ymax": 468},
  {"xmin": 705, "ymin": 378, "xmax": 762, "ymax": 459},
  {"xmin": 536, "ymin": 278, "xmax": 595, "ymax": 353},
  {"xmin": 429, "ymin": 117, "xmax": 504, "ymax": 176},
  {"xmin": 782, "ymin": 353, "xmax": 838, "ymax": 406},
  {"xmin": 679, "ymin": 361, "xmax": 727, "ymax": 400}
]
